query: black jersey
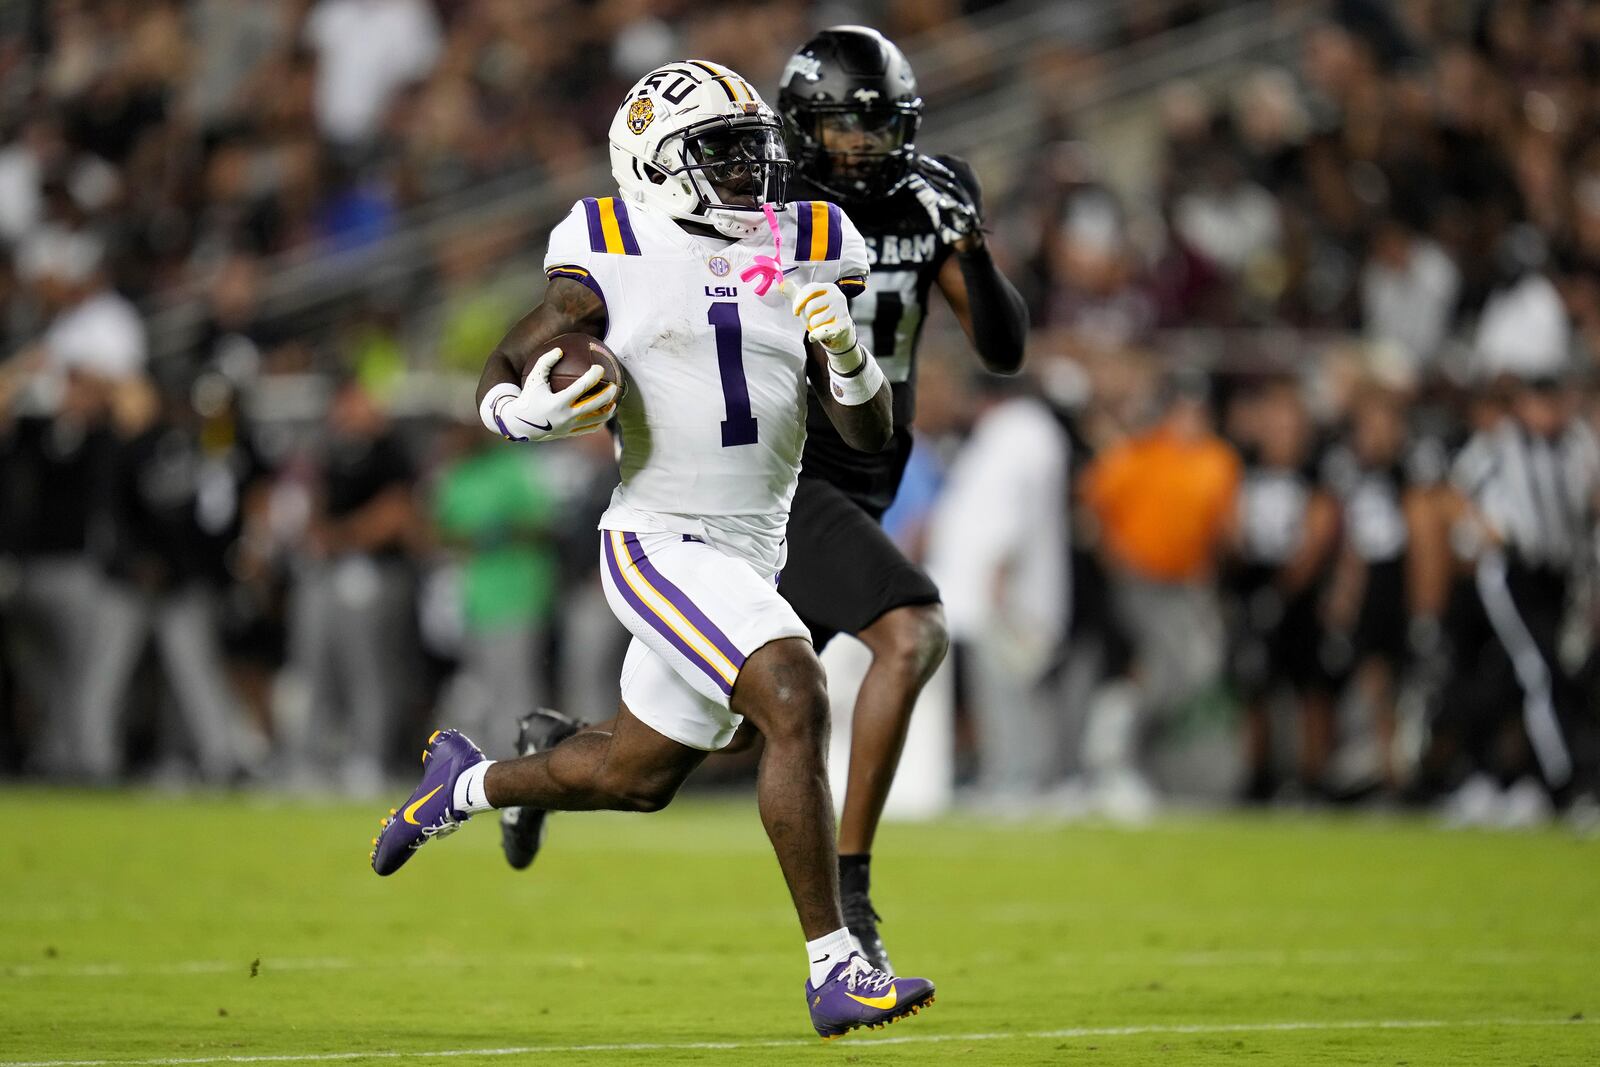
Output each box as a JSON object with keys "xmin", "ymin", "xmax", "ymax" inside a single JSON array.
[
  {"xmin": 1320, "ymin": 439, "xmax": 1444, "ymax": 564},
  {"xmin": 1236, "ymin": 460, "xmax": 1319, "ymax": 571},
  {"xmin": 792, "ymin": 153, "xmax": 982, "ymax": 513},
  {"xmin": 1229, "ymin": 454, "xmax": 1323, "ymax": 609}
]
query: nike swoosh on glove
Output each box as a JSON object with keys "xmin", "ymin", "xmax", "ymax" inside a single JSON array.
[{"xmin": 495, "ymin": 348, "xmax": 619, "ymax": 442}]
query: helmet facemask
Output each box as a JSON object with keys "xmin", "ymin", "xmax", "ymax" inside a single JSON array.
[
  {"xmin": 663, "ymin": 117, "xmax": 790, "ymax": 237},
  {"xmin": 786, "ymin": 103, "xmax": 920, "ymax": 201}
]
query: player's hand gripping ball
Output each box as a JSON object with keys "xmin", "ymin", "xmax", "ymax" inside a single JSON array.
[{"xmin": 497, "ymin": 334, "xmax": 623, "ymax": 442}]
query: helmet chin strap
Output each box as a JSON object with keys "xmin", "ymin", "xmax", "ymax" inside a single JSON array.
[
  {"xmin": 710, "ymin": 210, "xmax": 765, "ymax": 239},
  {"xmin": 670, "ymin": 160, "xmax": 761, "ymax": 238}
]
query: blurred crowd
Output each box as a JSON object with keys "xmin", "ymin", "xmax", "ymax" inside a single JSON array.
[
  {"xmin": 2, "ymin": 0, "xmax": 1598, "ymax": 829},
  {"xmin": 927, "ymin": 0, "xmax": 1600, "ymax": 826},
  {"xmin": 1012, "ymin": 0, "xmax": 1600, "ymax": 378},
  {"xmin": 0, "ymin": 0, "xmax": 819, "ymax": 310}
]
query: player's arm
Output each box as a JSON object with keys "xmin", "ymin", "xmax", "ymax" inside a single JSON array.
[
  {"xmin": 1403, "ymin": 484, "xmax": 1451, "ymax": 657},
  {"xmin": 1279, "ymin": 489, "xmax": 1339, "ymax": 595},
  {"xmin": 476, "ymin": 277, "xmax": 604, "ymax": 407},
  {"xmin": 793, "ymin": 282, "xmax": 892, "ymax": 453},
  {"xmin": 804, "ymin": 338, "xmax": 892, "ymax": 452},
  {"xmin": 474, "ymin": 277, "xmax": 617, "ymax": 442},
  {"xmin": 321, "ymin": 485, "xmax": 417, "ymax": 555},
  {"xmin": 1444, "ymin": 434, "xmax": 1505, "ymax": 552},
  {"xmin": 936, "ymin": 247, "xmax": 1029, "ymax": 375},
  {"xmin": 912, "ymin": 156, "xmax": 1029, "ymax": 375}
]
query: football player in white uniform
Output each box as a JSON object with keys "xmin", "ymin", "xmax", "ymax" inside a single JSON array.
[{"xmin": 370, "ymin": 61, "xmax": 936, "ymax": 1038}]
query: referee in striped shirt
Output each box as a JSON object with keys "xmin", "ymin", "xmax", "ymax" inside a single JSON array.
[{"xmin": 1449, "ymin": 372, "xmax": 1600, "ymax": 805}]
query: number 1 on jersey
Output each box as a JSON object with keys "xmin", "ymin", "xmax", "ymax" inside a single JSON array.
[{"xmin": 708, "ymin": 302, "xmax": 757, "ymax": 447}]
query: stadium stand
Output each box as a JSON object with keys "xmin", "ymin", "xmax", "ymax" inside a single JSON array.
[{"xmin": 1, "ymin": 0, "xmax": 1595, "ymax": 830}]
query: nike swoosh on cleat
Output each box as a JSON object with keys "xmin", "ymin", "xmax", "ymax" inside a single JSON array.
[
  {"xmin": 530, "ymin": 419, "xmax": 552, "ymax": 431},
  {"xmin": 812, "ymin": 955, "xmax": 829, "ymax": 964},
  {"xmin": 844, "ymin": 984, "xmax": 897, "ymax": 1010},
  {"xmin": 403, "ymin": 785, "xmax": 443, "ymax": 825}
]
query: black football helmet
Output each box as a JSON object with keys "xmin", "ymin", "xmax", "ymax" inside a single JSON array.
[{"xmin": 777, "ymin": 26, "xmax": 922, "ymax": 202}]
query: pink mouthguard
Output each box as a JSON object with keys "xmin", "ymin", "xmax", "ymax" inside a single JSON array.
[{"xmin": 739, "ymin": 203, "xmax": 786, "ymax": 296}]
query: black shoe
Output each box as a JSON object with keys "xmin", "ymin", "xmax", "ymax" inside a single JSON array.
[
  {"xmin": 842, "ymin": 890, "xmax": 893, "ymax": 975},
  {"xmin": 500, "ymin": 709, "xmax": 580, "ymax": 871},
  {"xmin": 1238, "ymin": 767, "xmax": 1278, "ymax": 805}
]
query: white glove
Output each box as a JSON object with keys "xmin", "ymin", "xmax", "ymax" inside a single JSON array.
[
  {"xmin": 483, "ymin": 347, "xmax": 618, "ymax": 442},
  {"xmin": 907, "ymin": 157, "xmax": 980, "ymax": 246},
  {"xmin": 792, "ymin": 282, "xmax": 859, "ymax": 364}
]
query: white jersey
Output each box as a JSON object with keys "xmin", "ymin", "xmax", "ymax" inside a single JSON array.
[{"xmin": 544, "ymin": 194, "xmax": 868, "ymax": 572}]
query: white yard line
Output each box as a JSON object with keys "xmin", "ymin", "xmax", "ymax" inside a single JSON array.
[
  {"xmin": 1, "ymin": 959, "xmax": 355, "ymax": 979},
  {"xmin": 8, "ymin": 946, "xmax": 1581, "ymax": 981},
  {"xmin": 0, "ymin": 1017, "xmax": 1591, "ymax": 1066},
  {"xmin": 0, "ymin": 954, "xmax": 743, "ymax": 979},
  {"xmin": 1160, "ymin": 948, "xmax": 1567, "ymax": 967}
]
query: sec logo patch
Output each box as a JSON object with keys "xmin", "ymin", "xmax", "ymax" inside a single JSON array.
[{"xmin": 708, "ymin": 256, "xmax": 731, "ymax": 277}]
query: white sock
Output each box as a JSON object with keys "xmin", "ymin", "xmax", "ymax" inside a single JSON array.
[
  {"xmin": 453, "ymin": 759, "xmax": 496, "ymax": 814},
  {"xmin": 806, "ymin": 927, "xmax": 857, "ymax": 987}
]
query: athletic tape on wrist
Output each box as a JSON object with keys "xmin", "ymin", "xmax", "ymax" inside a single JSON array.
[
  {"xmin": 828, "ymin": 346, "xmax": 885, "ymax": 406},
  {"xmin": 479, "ymin": 382, "xmax": 522, "ymax": 437},
  {"xmin": 826, "ymin": 338, "xmax": 864, "ymax": 374}
]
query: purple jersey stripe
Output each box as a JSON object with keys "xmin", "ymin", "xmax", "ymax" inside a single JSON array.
[
  {"xmin": 546, "ymin": 266, "xmax": 607, "ymax": 306},
  {"xmin": 825, "ymin": 203, "xmax": 842, "ymax": 260},
  {"xmin": 581, "ymin": 198, "xmax": 606, "ymax": 253},
  {"xmin": 795, "ymin": 201, "xmax": 814, "ymax": 262},
  {"xmin": 604, "ymin": 532, "xmax": 734, "ymax": 697},
  {"xmin": 621, "ymin": 532, "xmax": 748, "ymax": 674},
  {"xmin": 611, "ymin": 199, "xmax": 642, "ymax": 255}
]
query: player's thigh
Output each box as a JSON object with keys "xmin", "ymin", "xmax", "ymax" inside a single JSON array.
[
  {"xmin": 614, "ymin": 636, "xmax": 741, "ymax": 751},
  {"xmin": 728, "ymin": 635, "xmax": 830, "ymax": 746},
  {"xmin": 778, "ymin": 477, "xmax": 940, "ymax": 648},
  {"xmin": 601, "ymin": 530, "xmax": 808, "ymax": 748}
]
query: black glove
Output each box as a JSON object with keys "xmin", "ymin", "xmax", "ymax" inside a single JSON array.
[{"xmin": 907, "ymin": 156, "xmax": 981, "ymax": 246}]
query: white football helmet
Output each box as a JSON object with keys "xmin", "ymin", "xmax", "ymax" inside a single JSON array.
[{"xmin": 609, "ymin": 61, "xmax": 790, "ymax": 239}]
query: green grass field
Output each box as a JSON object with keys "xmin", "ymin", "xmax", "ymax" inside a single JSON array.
[{"xmin": 2, "ymin": 790, "xmax": 1596, "ymax": 1066}]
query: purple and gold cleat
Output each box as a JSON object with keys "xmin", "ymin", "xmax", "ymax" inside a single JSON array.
[
  {"xmin": 805, "ymin": 954, "xmax": 935, "ymax": 1040},
  {"xmin": 370, "ymin": 729, "xmax": 485, "ymax": 876}
]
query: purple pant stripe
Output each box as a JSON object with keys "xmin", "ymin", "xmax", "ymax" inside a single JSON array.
[
  {"xmin": 620, "ymin": 532, "xmax": 747, "ymax": 673},
  {"xmin": 603, "ymin": 533, "xmax": 733, "ymax": 697},
  {"xmin": 825, "ymin": 203, "xmax": 842, "ymax": 260},
  {"xmin": 581, "ymin": 198, "xmax": 606, "ymax": 253}
]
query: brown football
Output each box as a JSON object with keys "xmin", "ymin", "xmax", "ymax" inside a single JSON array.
[{"xmin": 531, "ymin": 333, "xmax": 625, "ymax": 400}]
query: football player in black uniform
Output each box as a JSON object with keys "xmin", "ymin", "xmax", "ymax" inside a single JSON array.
[
  {"xmin": 1225, "ymin": 378, "xmax": 1339, "ymax": 802},
  {"xmin": 772, "ymin": 26, "xmax": 1028, "ymax": 971}
]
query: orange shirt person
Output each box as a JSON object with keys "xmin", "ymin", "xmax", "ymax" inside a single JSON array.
[{"xmin": 1084, "ymin": 393, "xmax": 1241, "ymax": 583}]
